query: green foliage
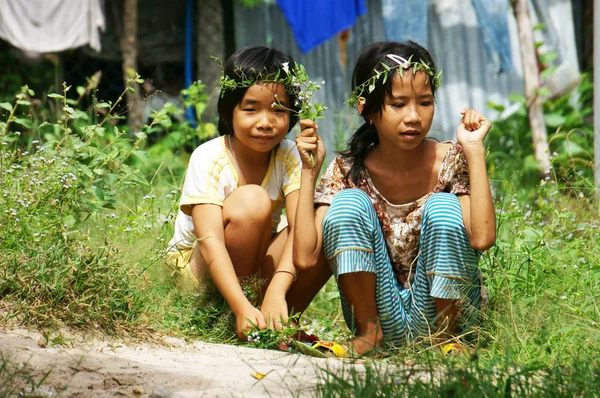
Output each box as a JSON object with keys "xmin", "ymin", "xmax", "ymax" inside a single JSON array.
[
  {"xmin": 0, "ymin": 84, "xmax": 154, "ymax": 333},
  {"xmin": 144, "ymin": 81, "xmax": 217, "ymax": 173},
  {"xmin": 486, "ymin": 73, "xmax": 594, "ymax": 191},
  {"xmin": 315, "ymin": 353, "xmax": 600, "ymax": 397}
]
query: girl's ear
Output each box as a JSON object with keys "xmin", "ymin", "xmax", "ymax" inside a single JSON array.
[{"xmin": 357, "ymin": 97, "xmax": 366, "ymax": 115}]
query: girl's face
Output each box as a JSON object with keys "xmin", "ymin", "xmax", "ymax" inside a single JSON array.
[
  {"xmin": 369, "ymin": 71, "xmax": 434, "ymax": 151},
  {"xmin": 232, "ymin": 82, "xmax": 291, "ymax": 153}
]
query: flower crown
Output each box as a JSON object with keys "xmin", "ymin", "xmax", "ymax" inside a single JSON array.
[
  {"xmin": 347, "ymin": 54, "xmax": 443, "ymax": 108},
  {"xmin": 216, "ymin": 58, "xmax": 327, "ymax": 121}
]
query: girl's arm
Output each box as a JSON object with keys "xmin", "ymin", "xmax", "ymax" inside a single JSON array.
[
  {"xmin": 260, "ymin": 190, "xmax": 298, "ymax": 330},
  {"xmin": 293, "ymin": 120, "xmax": 328, "ymax": 269},
  {"xmin": 456, "ymin": 109, "xmax": 496, "ymax": 251},
  {"xmin": 191, "ymin": 204, "xmax": 266, "ymax": 338}
]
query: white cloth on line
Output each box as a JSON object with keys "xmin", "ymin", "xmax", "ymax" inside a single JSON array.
[{"xmin": 0, "ymin": 0, "xmax": 105, "ymax": 53}]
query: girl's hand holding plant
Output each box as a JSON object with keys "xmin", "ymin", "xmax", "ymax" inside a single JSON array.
[
  {"xmin": 236, "ymin": 303, "xmax": 267, "ymax": 340},
  {"xmin": 296, "ymin": 119, "xmax": 326, "ymax": 173},
  {"xmin": 260, "ymin": 289, "xmax": 289, "ymax": 330}
]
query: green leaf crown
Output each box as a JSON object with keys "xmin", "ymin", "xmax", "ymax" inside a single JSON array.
[
  {"xmin": 347, "ymin": 55, "xmax": 443, "ymax": 109},
  {"xmin": 216, "ymin": 58, "xmax": 327, "ymax": 121}
]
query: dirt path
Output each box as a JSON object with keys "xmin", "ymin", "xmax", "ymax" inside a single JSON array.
[{"xmin": 1, "ymin": 327, "xmax": 358, "ymax": 397}]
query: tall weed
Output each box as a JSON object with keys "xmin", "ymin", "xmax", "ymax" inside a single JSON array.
[{"xmin": 0, "ymin": 82, "xmax": 158, "ymax": 334}]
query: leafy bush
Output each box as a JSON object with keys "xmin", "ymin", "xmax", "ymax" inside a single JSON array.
[
  {"xmin": 0, "ymin": 84, "xmax": 157, "ymax": 333},
  {"xmin": 486, "ymin": 72, "xmax": 594, "ymax": 192}
]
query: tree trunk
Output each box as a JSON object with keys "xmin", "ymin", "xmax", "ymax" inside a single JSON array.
[
  {"xmin": 513, "ymin": 0, "xmax": 551, "ymax": 175},
  {"xmin": 120, "ymin": 0, "xmax": 143, "ymax": 133},
  {"xmin": 197, "ymin": 0, "xmax": 225, "ymax": 122}
]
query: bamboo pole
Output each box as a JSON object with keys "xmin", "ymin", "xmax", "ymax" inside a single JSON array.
[{"xmin": 513, "ymin": 0, "xmax": 551, "ymax": 175}]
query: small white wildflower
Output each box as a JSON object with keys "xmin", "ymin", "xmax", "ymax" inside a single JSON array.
[
  {"xmin": 560, "ymin": 295, "xmax": 567, "ymax": 300},
  {"xmin": 281, "ymin": 62, "xmax": 290, "ymax": 74}
]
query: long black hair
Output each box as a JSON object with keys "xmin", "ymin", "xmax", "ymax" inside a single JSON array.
[
  {"xmin": 217, "ymin": 46, "xmax": 301, "ymax": 136},
  {"xmin": 341, "ymin": 41, "xmax": 439, "ymax": 184}
]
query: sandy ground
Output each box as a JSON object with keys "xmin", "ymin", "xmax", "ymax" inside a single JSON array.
[{"xmin": 0, "ymin": 326, "xmax": 363, "ymax": 397}]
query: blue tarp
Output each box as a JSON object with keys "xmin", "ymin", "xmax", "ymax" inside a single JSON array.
[{"xmin": 276, "ymin": 0, "xmax": 367, "ymax": 53}]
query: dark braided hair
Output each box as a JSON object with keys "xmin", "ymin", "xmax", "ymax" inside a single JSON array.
[
  {"xmin": 341, "ymin": 41, "xmax": 438, "ymax": 184},
  {"xmin": 217, "ymin": 46, "xmax": 301, "ymax": 136}
]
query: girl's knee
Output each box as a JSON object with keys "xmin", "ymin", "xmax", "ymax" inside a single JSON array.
[
  {"xmin": 325, "ymin": 189, "xmax": 374, "ymax": 225},
  {"xmin": 423, "ymin": 193, "xmax": 464, "ymax": 230},
  {"xmin": 224, "ymin": 184, "xmax": 271, "ymax": 223}
]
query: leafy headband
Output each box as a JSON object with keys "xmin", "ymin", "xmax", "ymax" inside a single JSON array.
[
  {"xmin": 347, "ymin": 54, "xmax": 443, "ymax": 108},
  {"xmin": 216, "ymin": 59, "xmax": 327, "ymax": 122}
]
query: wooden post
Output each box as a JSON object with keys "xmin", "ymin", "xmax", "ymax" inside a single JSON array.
[
  {"xmin": 120, "ymin": 0, "xmax": 143, "ymax": 133},
  {"xmin": 197, "ymin": 0, "xmax": 225, "ymax": 121},
  {"xmin": 594, "ymin": 0, "xmax": 600, "ymax": 193},
  {"xmin": 513, "ymin": 0, "xmax": 551, "ymax": 175}
]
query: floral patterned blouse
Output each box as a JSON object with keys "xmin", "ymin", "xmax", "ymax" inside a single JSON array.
[{"xmin": 314, "ymin": 142, "xmax": 471, "ymax": 288}]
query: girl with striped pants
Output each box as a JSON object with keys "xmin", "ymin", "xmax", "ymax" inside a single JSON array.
[{"xmin": 293, "ymin": 41, "xmax": 496, "ymax": 355}]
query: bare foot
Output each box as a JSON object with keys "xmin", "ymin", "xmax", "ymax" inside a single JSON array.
[{"xmin": 347, "ymin": 327, "xmax": 384, "ymax": 356}]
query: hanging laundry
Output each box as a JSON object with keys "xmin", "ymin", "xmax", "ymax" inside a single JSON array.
[
  {"xmin": 0, "ymin": 0, "xmax": 105, "ymax": 53},
  {"xmin": 471, "ymin": 0, "xmax": 513, "ymax": 72},
  {"xmin": 381, "ymin": 0, "xmax": 428, "ymax": 46},
  {"xmin": 381, "ymin": 0, "xmax": 512, "ymax": 73},
  {"xmin": 276, "ymin": 0, "xmax": 367, "ymax": 53}
]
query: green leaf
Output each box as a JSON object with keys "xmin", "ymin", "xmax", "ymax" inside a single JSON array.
[
  {"xmin": 16, "ymin": 100, "xmax": 31, "ymax": 106},
  {"xmin": 13, "ymin": 117, "xmax": 33, "ymax": 129},
  {"xmin": 80, "ymin": 164, "xmax": 93, "ymax": 177},
  {"xmin": 508, "ymin": 93, "xmax": 526, "ymax": 104},
  {"xmin": 0, "ymin": 102, "xmax": 13, "ymax": 111},
  {"xmin": 537, "ymin": 86, "xmax": 551, "ymax": 97},
  {"xmin": 523, "ymin": 155, "xmax": 541, "ymax": 173},
  {"xmin": 132, "ymin": 149, "xmax": 150, "ymax": 162},
  {"xmin": 47, "ymin": 93, "xmax": 64, "ymax": 99},
  {"xmin": 486, "ymin": 101, "xmax": 505, "ymax": 112},
  {"xmin": 544, "ymin": 113, "xmax": 566, "ymax": 128},
  {"xmin": 540, "ymin": 66, "xmax": 558, "ymax": 80},
  {"xmin": 96, "ymin": 102, "xmax": 111, "ymax": 108},
  {"xmin": 560, "ymin": 140, "xmax": 585, "ymax": 156},
  {"xmin": 539, "ymin": 51, "xmax": 558, "ymax": 65},
  {"xmin": 62, "ymin": 215, "xmax": 76, "ymax": 228},
  {"xmin": 76, "ymin": 86, "xmax": 86, "ymax": 96}
]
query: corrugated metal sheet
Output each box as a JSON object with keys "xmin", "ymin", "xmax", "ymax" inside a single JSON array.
[
  {"xmin": 232, "ymin": 0, "xmax": 578, "ymax": 154},
  {"xmin": 233, "ymin": 0, "xmax": 385, "ymax": 153}
]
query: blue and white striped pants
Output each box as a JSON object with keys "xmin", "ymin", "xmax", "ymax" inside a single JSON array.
[{"xmin": 322, "ymin": 189, "xmax": 481, "ymax": 345}]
